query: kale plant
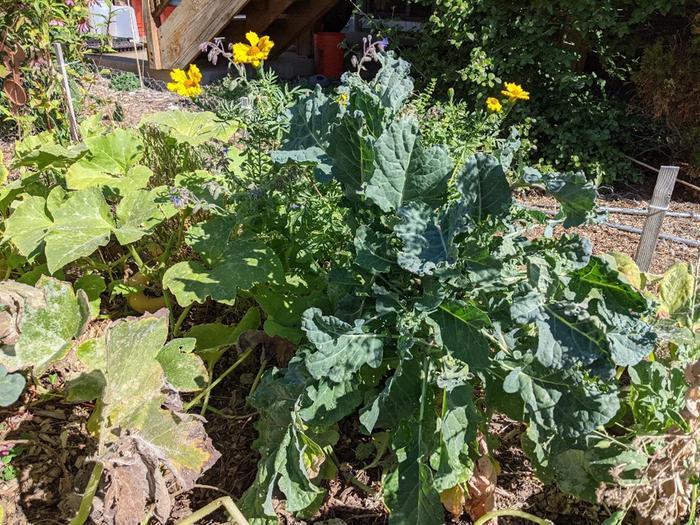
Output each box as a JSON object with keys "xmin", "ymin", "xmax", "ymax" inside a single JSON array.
[{"xmin": 240, "ymin": 53, "xmax": 658, "ymax": 523}]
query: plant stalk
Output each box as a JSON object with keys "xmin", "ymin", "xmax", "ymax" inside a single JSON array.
[
  {"xmin": 473, "ymin": 509, "xmax": 554, "ymax": 525},
  {"xmin": 68, "ymin": 462, "xmax": 104, "ymax": 525},
  {"xmin": 175, "ymin": 497, "xmax": 249, "ymax": 525},
  {"xmin": 184, "ymin": 345, "xmax": 255, "ymax": 412},
  {"xmin": 173, "ymin": 304, "xmax": 193, "ymax": 337}
]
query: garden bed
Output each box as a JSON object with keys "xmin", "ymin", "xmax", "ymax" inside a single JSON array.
[{"xmin": 0, "ymin": 47, "xmax": 698, "ymax": 525}]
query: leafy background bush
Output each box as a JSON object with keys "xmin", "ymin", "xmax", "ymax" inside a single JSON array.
[
  {"xmin": 108, "ymin": 71, "xmax": 141, "ymax": 92},
  {"xmin": 387, "ymin": 0, "xmax": 699, "ymax": 183},
  {"xmin": 0, "ymin": 0, "xmax": 89, "ymax": 137}
]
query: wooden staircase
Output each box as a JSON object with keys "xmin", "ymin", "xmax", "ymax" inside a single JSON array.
[{"xmin": 142, "ymin": 0, "xmax": 339, "ymax": 70}]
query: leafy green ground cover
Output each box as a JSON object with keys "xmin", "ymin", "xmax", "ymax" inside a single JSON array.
[{"xmin": 0, "ymin": 49, "xmax": 698, "ymax": 525}]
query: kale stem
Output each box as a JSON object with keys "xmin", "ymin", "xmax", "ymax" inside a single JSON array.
[{"xmin": 417, "ymin": 354, "xmax": 431, "ymax": 455}]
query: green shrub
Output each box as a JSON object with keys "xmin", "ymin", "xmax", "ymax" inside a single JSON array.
[
  {"xmin": 384, "ymin": 0, "xmax": 696, "ymax": 183},
  {"xmin": 0, "ymin": 0, "xmax": 90, "ymax": 137},
  {"xmin": 108, "ymin": 71, "xmax": 141, "ymax": 92}
]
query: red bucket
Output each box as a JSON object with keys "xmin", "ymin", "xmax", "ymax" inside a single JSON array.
[
  {"xmin": 160, "ymin": 4, "xmax": 176, "ymax": 24},
  {"xmin": 314, "ymin": 32, "xmax": 345, "ymax": 79},
  {"xmin": 130, "ymin": 0, "xmax": 145, "ymax": 37}
]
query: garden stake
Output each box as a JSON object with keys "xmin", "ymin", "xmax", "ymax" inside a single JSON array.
[
  {"xmin": 125, "ymin": 0, "xmax": 145, "ymax": 89},
  {"xmin": 635, "ymin": 165, "xmax": 680, "ymax": 271},
  {"xmin": 53, "ymin": 43, "xmax": 80, "ymax": 143}
]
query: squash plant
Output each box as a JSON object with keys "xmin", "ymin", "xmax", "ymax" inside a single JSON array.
[{"xmin": 239, "ymin": 53, "xmax": 661, "ymax": 523}]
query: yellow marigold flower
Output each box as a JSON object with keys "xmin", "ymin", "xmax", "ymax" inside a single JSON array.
[
  {"xmin": 501, "ymin": 82, "xmax": 530, "ymax": 101},
  {"xmin": 166, "ymin": 64, "xmax": 202, "ymax": 98},
  {"xmin": 485, "ymin": 97, "xmax": 502, "ymax": 113},
  {"xmin": 232, "ymin": 32, "xmax": 275, "ymax": 68}
]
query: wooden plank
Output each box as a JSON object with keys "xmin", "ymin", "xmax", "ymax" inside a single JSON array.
[
  {"xmin": 245, "ymin": 0, "xmax": 292, "ymax": 32},
  {"xmin": 634, "ymin": 165, "xmax": 680, "ymax": 271},
  {"xmin": 158, "ymin": 0, "xmax": 251, "ymax": 69},
  {"xmin": 268, "ymin": 0, "xmax": 338, "ymax": 58},
  {"xmin": 221, "ymin": 0, "xmax": 294, "ymax": 47},
  {"xmin": 143, "ymin": 0, "xmax": 163, "ymax": 70}
]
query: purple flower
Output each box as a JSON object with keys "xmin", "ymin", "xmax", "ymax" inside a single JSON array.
[
  {"xmin": 77, "ymin": 19, "xmax": 90, "ymax": 33},
  {"xmin": 49, "ymin": 19, "xmax": 65, "ymax": 27},
  {"xmin": 290, "ymin": 203, "xmax": 301, "ymax": 210},
  {"xmin": 65, "ymin": 0, "xmax": 75, "ymax": 5},
  {"xmin": 0, "ymin": 446, "xmax": 11, "ymax": 457},
  {"xmin": 377, "ymin": 38, "xmax": 389, "ymax": 52},
  {"xmin": 169, "ymin": 188, "xmax": 190, "ymax": 209}
]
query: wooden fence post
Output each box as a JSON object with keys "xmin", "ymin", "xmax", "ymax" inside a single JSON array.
[
  {"xmin": 634, "ymin": 165, "xmax": 680, "ymax": 272},
  {"xmin": 53, "ymin": 43, "xmax": 81, "ymax": 143}
]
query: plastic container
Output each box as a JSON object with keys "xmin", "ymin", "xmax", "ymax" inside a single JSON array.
[
  {"xmin": 111, "ymin": 5, "xmax": 139, "ymax": 41},
  {"xmin": 314, "ymin": 32, "xmax": 345, "ymax": 79}
]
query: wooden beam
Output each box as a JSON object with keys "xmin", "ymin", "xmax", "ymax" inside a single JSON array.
[
  {"xmin": 143, "ymin": 0, "xmax": 163, "ymax": 70},
  {"xmin": 220, "ymin": 0, "xmax": 294, "ymax": 47},
  {"xmin": 268, "ymin": 0, "xmax": 338, "ymax": 57},
  {"xmin": 151, "ymin": 0, "xmax": 172, "ymax": 25},
  {"xmin": 157, "ymin": 0, "xmax": 251, "ymax": 69},
  {"xmin": 634, "ymin": 165, "xmax": 680, "ymax": 271}
]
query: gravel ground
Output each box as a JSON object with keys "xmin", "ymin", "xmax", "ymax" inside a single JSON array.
[
  {"xmin": 520, "ymin": 190, "xmax": 700, "ymax": 274},
  {"xmin": 80, "ymin": 74, "xmax": 192, "ymax": 129}
]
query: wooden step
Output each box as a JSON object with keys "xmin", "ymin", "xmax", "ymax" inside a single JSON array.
[
  {"xmin": 265, "ymin": 0, "xmax": 338, "ymax": 58},
  {"xmin": 220, "ymin": 0, "xmax": 296, "ymax": 48},
  {"xmin": 145, "ymin": 0, "xmax": 339, "ymax": 70}
]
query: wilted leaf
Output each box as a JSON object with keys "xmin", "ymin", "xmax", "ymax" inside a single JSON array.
[
  {"xmin": 75, "ymin": 311, "xmax": 220, "ymax": 524},
  {"xmin": 659, "ymin": 262, "xmax": 694, "ymax": 315},
  {"xmin": 0, "ymin": 277, "xmax": 89, "ymax": 374},
  {"xmin": 610, "ymin": 252, "xmax": 642, "ymax": 289}
]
